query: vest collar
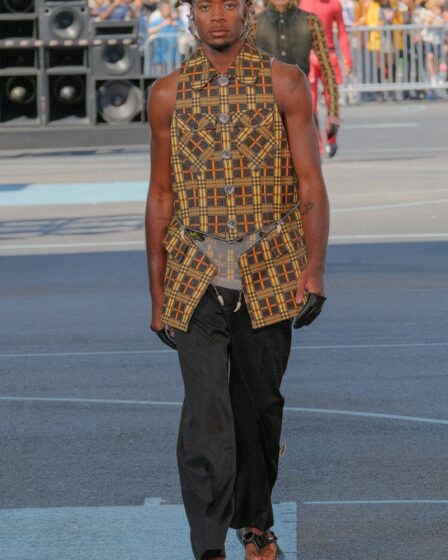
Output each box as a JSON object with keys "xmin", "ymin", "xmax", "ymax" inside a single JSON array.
[
  {"xmin": 188, "ymin": 40, "xmax": 262, "ymax": 91},
  {"xmin": 265, "ymin": 4, "xmax": 297, "ymax": 22}
]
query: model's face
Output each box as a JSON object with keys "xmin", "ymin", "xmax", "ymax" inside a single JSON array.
[
  {"xmin": 270, "ymin": 0, "xmax": 290, "ymax": 11},
  {"xmin": 191, "ymin": 0, "xmax": 247, "ymax": 50}
]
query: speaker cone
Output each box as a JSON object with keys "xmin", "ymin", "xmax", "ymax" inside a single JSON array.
[
  {"xmin": 97, "ymin": 80, "xmax": 142, "ymax": 123},
  {"xmin": 53, "ymin": 75, "xmax": 84, "ymax": 104},
  {"xmin": 101, "ymin": 44, "xmax": 134, "ymax": 76},
  {"xmin": 48, "ymin": 6, "xmax": 85, "ymax": 40},
  {"xmin": 6, "ymin": 76, "xmax": 36, "ymax": 104}
]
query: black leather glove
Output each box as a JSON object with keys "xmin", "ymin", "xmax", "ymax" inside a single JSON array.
[
  {"xmin": 150, "ymin": 325, "xmax": 177, "ymax": 350},
  {"xmin": 293, "ymin": 292, "xmax": 327, "ymax": 329}
]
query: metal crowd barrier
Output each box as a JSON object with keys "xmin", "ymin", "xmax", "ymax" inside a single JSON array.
[
  {"xmin": 338, "ymin": 24, "xmax": 448, "ymax": 97},
  {"xmin": 141, "ymin": 25, "xmax": 447, "ymax": 97},
  {"xmin": 141, "ymin": 32, "xmax": 196, "ymax": 77}
]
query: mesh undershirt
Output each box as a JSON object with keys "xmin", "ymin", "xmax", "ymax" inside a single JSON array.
[{"xmin": 187, "ymin": 222, "xmax": 276, "ymax": 290}]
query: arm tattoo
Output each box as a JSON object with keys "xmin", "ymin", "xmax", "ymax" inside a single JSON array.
[{"xmin": 301, "ymin": 202, "xmax": 315, "ymax": 216}]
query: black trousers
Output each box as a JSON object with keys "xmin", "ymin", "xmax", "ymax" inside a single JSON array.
[{"xmin": 173, "ymin": 285, "xmax": 292, "ymax": 560}]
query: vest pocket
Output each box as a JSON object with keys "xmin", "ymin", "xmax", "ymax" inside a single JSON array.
[
  {"xmin": 233, "ymin": 108, "xmax": 277, "ymax": 170},
  {"xmin": 237, "ymin": 209, "xmax": 307, "ymax": 326},
  {"xmin": 161, "ymin": 218, "xmax": 217, "ymax": 331},
  {"xmin": 176, "ymin": 112, "xmax": 216, "ymax": 173},
  {"xmin": 162, "ymin": 220, "xmax": 193, "ymax": 264}
]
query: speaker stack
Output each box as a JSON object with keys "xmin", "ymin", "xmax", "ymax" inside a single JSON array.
[
  {"xmin": 0, "ymin": 0, "xmax": 41, "ymax": 126},
  {"xmin": 1, "ymin": 0, "xmax": 158, "ymax": 132},
  {"xmin": 39, "ymin": 0, "xmax": 91, "ymax": 124},
  {"xmin": 92, "ymin": 19, "xmax": 147, "ymax": 125}
]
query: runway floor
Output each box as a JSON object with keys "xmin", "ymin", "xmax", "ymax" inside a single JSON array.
[{"xmin": 0, "ymin": 101, "xmax": 447, "ymax": 559}]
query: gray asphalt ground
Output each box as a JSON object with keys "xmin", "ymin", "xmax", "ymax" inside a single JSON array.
[{"xmin": 1, "ymin": 101, "xmax": 448, "ymax": 560}]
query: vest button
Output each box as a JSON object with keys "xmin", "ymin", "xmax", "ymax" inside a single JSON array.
[
  {"xmin": 218, "ymin": 75, "xmax": 229, "ymax": 87},
  {"xmin": 222, "ymin": 149, "xmax": 232, "ymax": 160},
  {"xmin": 227, "ymin": 219, "xmax": 237, "ymax": 230},
  {"xmin": 224, "ymin": 184, "xmax": 234, "ymax": 195},
  {"xmin": 219, "ymin": 112, "xmax": 230, "ymax": 124}
]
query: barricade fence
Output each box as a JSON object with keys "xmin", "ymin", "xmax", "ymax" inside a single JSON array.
[
  {"xmin": 141, "ymin": 25, "xmax": 448, "ymax": 97},
  {"xmin": 339, "ymin": 24, "xmax": 448, "ymax": 96}
]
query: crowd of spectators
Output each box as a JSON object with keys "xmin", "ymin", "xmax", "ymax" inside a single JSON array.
[
  {"xmin": 87, "ymin": 0, "xmax": 448, "ymax": 98},
  {"xmin": 341, "ymin": 0, "xmax": 448, "ymax": 99}
]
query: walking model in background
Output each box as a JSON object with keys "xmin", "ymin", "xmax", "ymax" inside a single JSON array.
[
  {"xmin": 255, "ymin": 0, "xmax": 340, "ymax": 157},
  {"xmin": 145, "ymin": 0, "xmax": 329, "ymax": 557},
  {"xmin": 300, "ymin": 0, "xmax": 352, "ymax": 156}
]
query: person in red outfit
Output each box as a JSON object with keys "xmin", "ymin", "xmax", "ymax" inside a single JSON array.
[{"xmin": 300, "ymin": 0, "xmax": 352, "ymax": 156}]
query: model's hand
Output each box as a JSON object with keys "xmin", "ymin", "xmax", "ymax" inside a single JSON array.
[
  {"xmin": 293, "ymin": 292, "xmax": 326, "ymax": 329},
  {"xmin": 150, "ymin": 323, "xmax": 176, "ymax": 349},
  {"xmin": 295, "ymin": 267, "xmax": 325, "ymax": 305}
]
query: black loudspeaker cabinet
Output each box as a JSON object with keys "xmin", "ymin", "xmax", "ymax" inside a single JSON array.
[
  {"xmin": 91, "ymin": 41, "xmax": 141, "ymax": 79},
  {"xmin": 0, "ymin": 46, "xmax": 40, "ymax": 70},
  {"xmin": 45, "ymin": 67, "xmax": 91, "ymax": 125},
  {"xmin": 38, "ymin": 1, "xmax": 89, "ymax": 42},
  {"xmin": 0, "ymin": 16, "xmax": 37, "ymax": 40},
  {"xmin": 0, "ymin": 69, "xmax": 41, "ymax": 125},
  {"xmin": 94, "ymin": 78, "xmax": 143, "ymax": 124},
  {"xmin": 92, "ymin": 19, "xmax": 138, "ymax": 40},
  {"xmin": 44, "ymin": 45, "xmax": 88, "ymax": 68},
  {"xmin": 0, "ymin": 0, "xmax": 35, "ymax": 12}
]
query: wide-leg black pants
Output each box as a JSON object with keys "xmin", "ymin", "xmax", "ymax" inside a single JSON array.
[{"xmin": 174, "ymin": 285, "xmax": 292, "ymax": 560}]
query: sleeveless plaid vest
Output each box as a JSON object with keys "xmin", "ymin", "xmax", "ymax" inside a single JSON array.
[{"xmin": 161, "ymin": 41, "xmax": 307, "ymax": 331}]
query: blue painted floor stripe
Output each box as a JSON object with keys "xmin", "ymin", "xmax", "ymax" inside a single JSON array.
[
  {"xmin": 0, "ymin": 499, "xmax": 297, "ymax": 560},
  {"xmin": 0, "ymin": 181, "xmax": 148, "ymax": 206}
]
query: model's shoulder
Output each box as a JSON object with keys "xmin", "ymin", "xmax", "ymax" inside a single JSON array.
[
  {"xmin": 147, "ymin": 69, "xmax": 180, "ymax": 127},
  {"xmin": 272, "ymin": 59, "xmax": 307, "ymax": 86},
  {"xmin": 149, "ymin": 68, "xmax": 181, "ymax": 101},
  {"xmin": 271, "ymin": 60, "xmax": 307, "ymax": 111}
]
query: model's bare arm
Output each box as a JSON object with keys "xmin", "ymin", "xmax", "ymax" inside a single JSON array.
[
  {"xmin": 145, "ymin": 72, "xmax": 177, "ymax": 330},
  {"xmin": 272, "ymin": 61, "xmax": 330, "ymax": 302}
]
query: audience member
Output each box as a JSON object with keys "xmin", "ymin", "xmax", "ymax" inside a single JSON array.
[
  {"xmin": 93, "ymin": 0, "xmax": 137, "ymax": 20},
  {"xmin": 420, "ymin": 0, "xmax": 445, "ymax": 86},
  {"xmin": 148, "ymin": 1, "xmax": 185, "ymax": 67}
]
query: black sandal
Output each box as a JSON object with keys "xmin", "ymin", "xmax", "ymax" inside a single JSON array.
[{"xmin": 236, "ymin": 528, "xmax": 285, "ymax": 559}]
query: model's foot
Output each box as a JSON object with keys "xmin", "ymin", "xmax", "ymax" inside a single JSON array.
[
  {"xmin": 246, "ymin": 527, "xmax": 265, "ymax": 560},
  {"xmin": 325, "ymin": 142, "xmax": 337, "ymax": 158},
  {"xmin": 248, "ymin": 528, "xmax": 284, "ymax": 560},
  {"xmin": 245, "ymin": 543, "xmax": 262, "ymax": 560},
  {"xmin": 237, "ymin": 528, "xmax": 262, "ymax": 560},
  {"xmin": 259, "ymin": 532, "xmax": 278, "ymax": 559}
]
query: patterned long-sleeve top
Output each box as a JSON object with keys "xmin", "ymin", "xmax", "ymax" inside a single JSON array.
[{"xmin": 254, "ymin": 4, "xmax": 339, "ymax": 118}]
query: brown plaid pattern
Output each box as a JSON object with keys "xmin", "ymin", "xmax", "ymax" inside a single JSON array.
[
  {"xmin": 161, "ymin": 218, "xmax": 217, "ymax": 331},
  {"xmin": 163, "ymin": 41, "xmax": 308, "ymax": 331},
  {"xmin": 239, "ymin": 204, "xmax": 307, "ymax": 328}
]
